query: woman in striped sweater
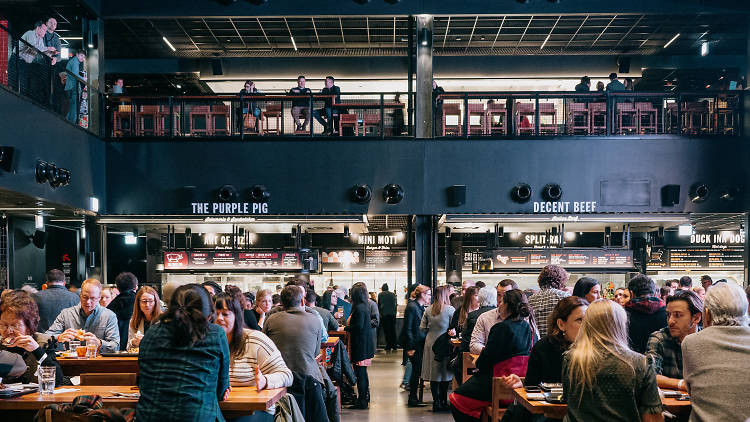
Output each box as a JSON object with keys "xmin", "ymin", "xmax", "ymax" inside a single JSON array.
[{"xmin": 214, "ymin": 293, "xmax": 293, "ymax": 422}]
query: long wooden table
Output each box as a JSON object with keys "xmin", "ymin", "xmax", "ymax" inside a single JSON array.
[
  {"xmin": 512, "ymin": 388, "xmax": 691, "ymax": 419},
  {"xmin": 0, "ymin": 385, "xmax": 286, "ymax": 418},
  {"xmin": 57, "ymin": 356, "xmax": 139, "ymax": 376}
]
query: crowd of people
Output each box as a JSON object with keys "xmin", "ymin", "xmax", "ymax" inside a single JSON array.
[{"xmin": 1, "ymin": 266, "xmax": 749, "ymax": 421}]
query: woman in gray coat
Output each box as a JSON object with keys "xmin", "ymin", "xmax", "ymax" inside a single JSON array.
[{"xmin": 420, "ymin": 285, "xmax": 455, "ymax": 412}]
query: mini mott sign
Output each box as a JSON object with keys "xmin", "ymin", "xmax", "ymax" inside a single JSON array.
[
  {"xmin": 533, "ymin": 201, "xmax": 597, "ymax": 213},
  {"xmin": 191, "ymin": 202, "xmax": 268, "ymax": 214}
]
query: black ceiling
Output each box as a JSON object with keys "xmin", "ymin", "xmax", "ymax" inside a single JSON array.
[{"xmin": 104, "ymin": 13, "xmax": 748, "ymax": 59}]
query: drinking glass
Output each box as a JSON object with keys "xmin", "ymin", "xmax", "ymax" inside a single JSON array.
[
  {"xmin": 38, "ymin": 366, "xmax": 56, "ymax": 395},
  {"xmin": 69, "ymin": 340, "xmax": 81, "ymax": 352},
  {"xmin": 86, "ymin": 343, "xmax": 97, "ymax": 358}
]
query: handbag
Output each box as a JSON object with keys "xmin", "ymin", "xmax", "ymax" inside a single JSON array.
[{"xmin": 431, "ymin": 332, "xmax": 452, "ymax": 362}]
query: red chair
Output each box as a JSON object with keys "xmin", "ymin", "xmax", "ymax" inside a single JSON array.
[
  {"xmin": 467, "ymin": 103, "xmax": 486, "ymax": 135},
  {"xmin": 635, "ymin": 102, "xmax": 658, "ymax": 134},
  {"xmin": 189, "ymin": 105, "xmax": 212, "ymax": 136},
  {"xmin": 262, "ymin": 104, "xmax": 282, "ymax": 135},
  {"xmin": 339, "ymin": 113, "xmax": 358, "ymax": 136},
  {"xmin": 442, "ymin": 103, "xmax": 462, "ymax": 136},
  {"xmin": 538, "ymin": 102, "xmax": 557, "ymax": 135},
  {"xmin": 361, "ymin": 114, "xmax": 381, "ymax": 136},
  {"xmin": 136, "ymin": 105, "xmax": 160, "ymax": 136},
  {"xmin": 568, "ymin": 102, "xmax": 589, "ymax": 135},
  {"xmin": 589, "ymin": 102, "xmax": 607, "ymax": 135},
  {"xmin": 211, "ymin": 104, "xmax": 230, "ymax": 136}
]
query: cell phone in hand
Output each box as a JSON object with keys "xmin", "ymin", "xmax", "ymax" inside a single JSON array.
[{"xmin": 524, "ymin": 386, "xmax": 542, "ymax": 393}]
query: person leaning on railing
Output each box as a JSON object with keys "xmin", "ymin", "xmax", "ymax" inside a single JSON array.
[
  {"xmin": 64, "ymin": 50, "xmax": 86, "ymax": 124},
  {"xmin": 18, "ymin": 21, "xmax": 57, "ymax": 101}
]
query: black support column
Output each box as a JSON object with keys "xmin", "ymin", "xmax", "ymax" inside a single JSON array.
[{"xmin": 415, "ymin": 215, "xmax": 438, "ymax": 293}]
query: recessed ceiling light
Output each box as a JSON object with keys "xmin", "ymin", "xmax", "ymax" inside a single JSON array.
[{"xmin": 663, "ymin": 33, "xmax": 680, "ymax": 48}]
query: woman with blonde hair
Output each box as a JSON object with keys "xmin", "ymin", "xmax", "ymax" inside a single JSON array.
[
  {"xmin": 127, "ymin": 286, "xmax": 162, "ymax": 350},
  {"xmin": 562, "ymin": 299, "xmax": 663, "ymax": 422},
  {"xmin": 252, "ymin": 289, "xmax": 273, "ymax": 329},
  {"xmin": 420, "ymin": 285, "xmax": 455, "ymax": 411}
]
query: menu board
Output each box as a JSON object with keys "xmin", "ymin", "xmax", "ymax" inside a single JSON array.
[
  {"xmin": 648, "ymin": 247, "xmax": 743, "ymax": 269},
  {"xmin": 480, "ymin": 249, "xmax": 633, "ymax": 270},
  {"xmin": 321, "ymin": 249, "xmax": 408, "ymax": 271},
  {"xmin": 163, "ymin": 250, "xmax": 303, "ymax": 271}
]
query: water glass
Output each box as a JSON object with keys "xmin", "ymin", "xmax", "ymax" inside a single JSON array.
[
  {"xmin": 69, "ymin": 340, "xmax": 81, "ymax": 351},
  {"xmin": 38, "ymin": 366, "xmax": 56, "ymax": 395}
]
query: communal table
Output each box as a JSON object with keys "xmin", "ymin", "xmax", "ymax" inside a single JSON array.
[
  {"xmin": 57, "ymin": 356, "xmax": 139, "ymax": 376},
  {"xmin": 450, "ymin": 338, "xmax": 461, "ymax": 348},
  {"xmin": 0, "ymin": 385, "xmax": 286, "ymax": 418},
  {"xmin": 512, "ymin": 388, "xmax": 691, "ymax": 419}
]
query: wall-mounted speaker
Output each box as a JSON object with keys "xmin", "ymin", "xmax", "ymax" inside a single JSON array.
[
  {"xmin": 511, "ymin": 183, "xmax": 532, "ymax": 203},
  {"xmin": 351, "ymin": 184, "xmax": 372, "ymax": 204},
  {"xmin": 448, "ymin": 185, "xmax": 466, "ymax": 206},
  {"xmin": 383, "ymin": 184, "xmax": 404, "ymax": 204},
  {"xmin": 689, "ymin": 183, "xmax": 710, "ymax": 203},
  {"xmin": 249, "ymin": 185, "xmax": 270, "ymax": 202},
  {"xmin": 617, "ymin": 57, "xmax": 631, "ymax": 74},
  {"xmin": 661, "ymin": 185, "xmax": 680, "ymax": 206},
  {"xmin": 217, "ymin": 184, "xmax": 237, "ymax": 202},
  {"xmin": 211, "ymin": 59, "xmax": 223, "ymax": 76},
  {"xmin": 542, "ymin": 183, "xmax": 563, "ymax": 202}
]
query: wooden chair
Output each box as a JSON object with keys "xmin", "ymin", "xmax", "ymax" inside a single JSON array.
[
  {"xmin": 462, "ymin": 352, "xmax": 477, "ymax": 384},
  {"xmin": 538, "ymin": 102, "xmax": 557, "ymax": 135},
  {"xmin": 616, "ymin": 102, "xmax": 638, "ymax": 134},
  {"xmin": 480, "ymin": 377, "xmax": 522, "ymax": 422},
  {"xmin": 262, "ymin": 104, "xmax": 282, "ymax": 135},
  {"xmin": 515, "ymin": 102, "xmax": 535, "ymax": 135},
  {"xmin": 80, "ymin": 372, "xmax": 137, "ymax": 386},
  {"xmin": 136, "ymin": 105, "xmax": 161, "ymax": 136},
  {"xmin": 589, "ymin": 102, "xmax": 607, "ymax": 134},
  {"xmin": 159, "ymin": 105, "xmax": 180, "ymax": 136},
  {"xmin": 211, "ymin": 104, "xmax": 230, "ymax": 136},
  {"xmin": 189, "ymin": 105, "xmax": 212, "ymax": 136},
  {"xmin": 635, "ymin": 102, "xmax": 658, "ymax": 134},
  {"xmin": 486, "ymin": 103, "xmax": 507, "ymax": 135},
  {"xmin": 339, "ymin": 113, "xmax": 358, "ymax": 136},
  {"xmin": 361, "ymin": 114, "xmax": 381, "ymax": 136},
  {"xmin": 442, "ymin": 103, "xmax": 462, "ymax": 136},
  {"xmin": 467, "ymin": 103, "xmax": 486, "ymax": 135},
  {"xmin": 567, "ymin": 101, "xmax": 590, "ymax": 134}
]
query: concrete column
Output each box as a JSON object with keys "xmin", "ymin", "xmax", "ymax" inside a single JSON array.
[
  {"xmin": 415, "ymin": 215, "xmax": 435, "ymax": 291},
  {"xmin": 415, "ymin": 15, "xmax": 433, "ymax": 139}
]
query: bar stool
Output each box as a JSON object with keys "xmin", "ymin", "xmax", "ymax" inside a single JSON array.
[
  {"xmin": 486, "ymin": 103, "xmax": 507, "ymax": 135},
  {"xmin": 189, "ymin": 105, "xmax": 212, "ymax": 136},
  {"xmin": 589, "ymin": 102, "xmax": 607, "ymax": 135},
  {"xmin": 567, "ymin": 101, "xmax": 589, "ymax": 135},
  {"xmin": 262, "ymin": 104, "xmax": 282, "ymax": 135},
  {"xmin": 538, "ymin": 102, "xmax": 557, "ymax": 135},
  {"xmin": 113, "ymin": 104, "xmax": 133, "ymax": 137},
  {"xmin": 635, "ymin": 102, "xmax": 657, "ymax": 134},
  {"xmin": 442, "ymin": 103, "xmax": 462, "ymax": 136},
  {"xmin": 515, "ymin": 102, "xmax": 535, "ymax": 135},
  {"xmin": 159, "ymin": 105, "xmax": 180, "ymax": 136},
  {"xmin": 681, "ymin": 102, "xmax": 708, "ymax": 135},
  {"xmin": 210, "ymin": 104, "xmax": 230, "ymax": 136},
  {"xmin": 339, "ymin": 113, "xmax": 358, "ymax": 136},
  {"xmin": 616, "ymin": 102, "xmax": 637, "ymax": 134},
  {"xmin": 467, "ymin": 103, "xmax": 486, "ymax": 135},
  {"xmin": 136, "ymin": 105, "xmax": 160, "ymax": 136},
  {"xmin": 361, "ymin": 113, "xmax": 381, "ymax": 136}
]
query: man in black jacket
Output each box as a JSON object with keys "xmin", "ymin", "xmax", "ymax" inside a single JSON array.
[
  {"xmin": 399, "ymin": 284, "xmax": 430, "ymax": 407},
  {"xmin": 378, "ymin": 283, "xmax": 398, "ymax": 352},
  {"xmin": 624, "ymin": 274, "xmax": 667, "ymax": 353},
  {"xmin": 107, "ymin": 272, "xmax": 138, "ymax": 351},
  {"xmin": 312, "ymin": 76, "xmax": 341, "ymax": 135}
]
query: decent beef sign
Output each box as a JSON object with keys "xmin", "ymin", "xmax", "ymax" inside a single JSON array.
[{"xmin": 163, "ymin": 251, "xmax": 301, "ymax": 271}]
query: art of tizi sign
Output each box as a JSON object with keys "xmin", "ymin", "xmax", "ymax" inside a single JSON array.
[{"xmin": 191, "ymin": 202, "xmax": 269, "ymax": 214}]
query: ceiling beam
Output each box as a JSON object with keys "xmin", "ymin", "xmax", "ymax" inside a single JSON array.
[
  {"xmin": 491, "ymin": 16, "xmax": 505, "ymax": 49},
  {"xmin": 229, "ymin": 18, "xmax": 247, "ymax": 48},
  {"xmin": 591, "ymin": 15, "xmax": 617, "ymax": 47},
  {"xmin": 312, "ymin": 17, "xmax": 321, "ymax": 46},
  {"xmin": 443, "ymin": 16, "xmax": 451, "ymax": 48},
  {"xmin": 339, "ymin": 17, "xmax": 346, "ymax": 48},
  {"xmin": 513, "ymin": 16, "xmax": 533, "ymax": 54},
  {"xmin": 465, "ymin": 16, "xmax": 478, "ymax": 51},
  {"xmin": 541, "ymin": 16, "xmax": 560, "ymax": 49},
  {"xmin": 366, "ymin": 17, "xmax": 370, "ymax": 46},
  {"xmin": 565, "ymin": 15, "xmax": 588, "ymax": 50},
  {"xmin": 283, "ymin": 17, "xmax": 296, "ymax": 50},
  {"xmin": 612, "ymin": 15, "xmax": 643, "ymax": 52},
  {"xmin": 392, "ymin": 16, "xmax": 396, "ymax": 46},
  {"xmin": 257, "ymin": 18, "xmax": 273, "ymax": 49},
  {"xmin": 175, "ymin": 19, "xmax": 200, "ymax": 51},
  {"xmin": 202, "ymin": 18, "xmax": 226, "ymax": 51}
]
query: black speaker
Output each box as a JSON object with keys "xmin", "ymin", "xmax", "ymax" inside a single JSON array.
[
  {"xmin": 383, "ymin": 184, "xmax": 404, "ymax": 204},
  {"xmin": 542, "ymin": 183, "xmax": 563, "ymax": 202},
  {"xmin": 147, "ymin": 238, "xmax": 162, "ymax": 255},
  {"xmin": 617, "ymin": 57, "xmax": 631, "ymax": 74},
  {"xmin": 0, "ymin": 146, "xmax": 14, "ymax": 172},
  {"xmin": 511, "ymin": 183, "xmax": 532, "ymax": 203},
  {"xmin": 249, "ymin": 185, "xmax": 270, "ymax": 202},
  {"xmin": 689, "ymin": 183, "xmax": 710, "ymax": 203},
  {"xmin": 448, "ymin": 185, "xmax": 466, "ymax": 206},
  {"xmin": 351, "ymin": 184, "xmax": 372, "ymax": 204},
  {"xmin": 31, "ymin": 230, "xmax": 47, "ymax": 249},
  {"xmin": 661, "ymin": 185, "xmax": 680, "ymax": 206},
  {"xmin": 217, "ymin": 184, "xmax": 237, "ymax": 202},
  {"xmin": 211, "ymin": 59, "xmax": 223, "ymax": 76}
]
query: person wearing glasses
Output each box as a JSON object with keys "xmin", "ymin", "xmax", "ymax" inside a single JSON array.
[
  {"xmin": 45, "ymin": 278, "xmax": 120, "ymax": 353},
  {"xmin": 127, "ymin": 286, "xmax": 163, "ymax": 350},
  {"xmin": 237, "ymin": 80, "xmax": 263, "ymax": 133}
]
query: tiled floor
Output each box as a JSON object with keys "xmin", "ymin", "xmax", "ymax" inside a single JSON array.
[{"xmin": 339, "ymin": 349, "xmax": 455, "ymax": 422}]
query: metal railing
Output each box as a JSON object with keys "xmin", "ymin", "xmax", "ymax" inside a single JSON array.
[
  {"xmin": 1, "ymin": 23, "xmax": 101, "ymax": 135},
  {"xmin": 106, "ymin": 92, "xmax": 412, "ymax": 139},
  {"xmin": 106, "ymin": 89, "xmax": 744, "ymax": 140},
  {"xmin": 438, "ymin": 91, "xmax": 745, "ymax": 138}
]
